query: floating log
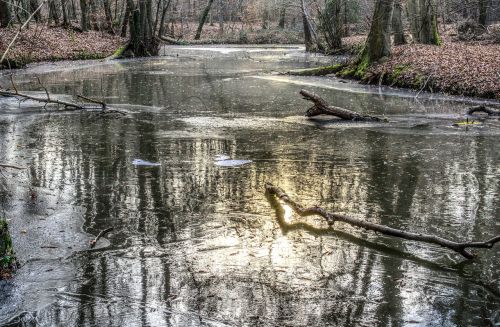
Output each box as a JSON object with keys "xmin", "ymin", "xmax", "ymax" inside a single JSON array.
[
  {"xmin": 300, "ymin": 89, "xmax": 383, "ymax": 121},
  {"xmin": 467, "ymin": 105, "xmax": 500, "ymax": 116},
  {"xmin": 265, "ymin": 183, "xmax": 500, "ymax": 259}
]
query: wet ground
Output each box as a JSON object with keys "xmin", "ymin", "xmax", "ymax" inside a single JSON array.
[{"xmin": 0, "ymin": 45, "xmax": 499, "ymax": 326}]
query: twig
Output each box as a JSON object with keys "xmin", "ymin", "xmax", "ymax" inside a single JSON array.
[
  {"xmin": 265, "ymin": 183, "xmax": 500, "ymax": 259},
  {"xmin": 89, "ymin": 227, "xmax": 113, "ymax": 248}
]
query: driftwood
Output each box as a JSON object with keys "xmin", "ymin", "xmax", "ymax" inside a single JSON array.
[
  {"xmin": 300, "ymin": 89, "xmax": 383, "ymax": 121},
  {"xmin": 467, "ymin": 105, "xmax": 500, "ymax": 116},
  {"xmin": 89, "ymin": 227, "xmax": 113, "ymax": 248},
  {"xmin": 265, "ymin": 183, "xmax": 500, "ymax": 259}
]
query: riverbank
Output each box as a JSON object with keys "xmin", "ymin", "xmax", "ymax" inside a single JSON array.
[
  {"xmin": 0, "ymin": 26, "xmax": 125, "ymax": 68},
  {"xmin": 291, "ymin": 35, "xmax": 500, "ymax": 100}
]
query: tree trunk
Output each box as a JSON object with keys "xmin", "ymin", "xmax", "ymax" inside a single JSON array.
[
  {"xmin": 358, "ymin": 0, "xmax": 394, "ymax": 68},
  {"xmin": 61, "ymin": 0, "xmax": 69, "ymax": 26},
  {"xmin": 121, "ymin": 0, "xmax": 130, "ymax": 36},
  {"xmin": 218, "ymin": 0, "xmax": 223, "ymax": 35},
  {"xmin": 30, "ymin": 0, "xmax": 42, "ymax": 22},
  {"xmin": 103, "ymin": 0, "xmax": 114, "ymax": 33},
  {"xmin": 194, "ymin": 0, "xmax": 215, "ymax": 40},
  {"xmin": 126, "ymin": 0, "xmax": 159, "ymax": 57},
  {"xmin": 278, "ymin": 1, "xmax": 286, "ymax": 29},
  {"xmin": 158, "ymin": 0, "xmax": 172, "ymax": 36},
  {"xmin": 478, "ymin": 0, "xmax": 489, "ymax": 26},
  {"xmin": 0, "ymin": 1, "xmax": 12, "ymax": 27},
  {"xmin": 418, "ymin": 0, "xmax": 440, "ymax": 44},
  {"xmin": 301, "ymin": 0, "xmax": 314, "ymax": 51},
  {"xmin": 80, "ymin": 0, "xmax": 90, "ymax": 31},
  {"xmin": 392, "ymin": 0, "xmax": 406, "ymax": 45},
  {"xmin": 319, "ymin": 0, "xmax": 343, "ymax": 51},
  {"xmin": 49, "ymin": 0, "xmax": 60, "ymax": 25},
  {"xmin": 407, "ymin": 0, "xmax": 440, "ymax": 44}
]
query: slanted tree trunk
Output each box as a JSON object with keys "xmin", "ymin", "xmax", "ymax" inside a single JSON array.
[
  {"xmin": 392, "ymin": 0, "xmax": 406, "ymax": 45},
  {"xmin": 194, "ymin": 0, "xmax": 215, "ymax": 40},
  {"xmin": 0, "ymin": 1, "xmax": 12, "ymax": 27},
  {"xmin": 80, "ymin": 0, "xmax": 90, "ymax": 31}
]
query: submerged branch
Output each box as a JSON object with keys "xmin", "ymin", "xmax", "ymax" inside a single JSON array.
[
  {"xmin": 0, "ymin": 163, "xmax": 26, "ymax": 170},
  {"xmin": 89, "ymin": 227, "xmax": 113, "ymax": 248},
  {"xmin": 265, "ymin": 183, "xmax": 500, "ymax": 259},
  {"xmin": 467, "ymin": 105, "xmax": 500, "ymax": 116},
  {"xmin": 0, "ymin": 83, "xmax": 125, "ymax": 115}
]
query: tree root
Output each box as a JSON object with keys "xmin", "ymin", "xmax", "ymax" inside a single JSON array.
[
  {"xmin": 265, "ymin": 183, "xmax": 500, "ymax": 259},
  {"xmin": 300, "ymin": 89, "xmax": 383, "ymax": 121}
]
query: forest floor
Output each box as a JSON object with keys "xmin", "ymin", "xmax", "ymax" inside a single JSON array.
[
  {"xmin": 0, "ymin": 25, "xmax": 125, "ymax": 69},
  {"xmin": 310, "ymin": 32, "xmax": 500, "ymax": 99}
]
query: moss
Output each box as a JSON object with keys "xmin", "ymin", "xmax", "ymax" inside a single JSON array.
[
  {"xmin": 432, "ymin": 16, "xmax": 442, "ymax": 46},
  {"xmin": 388, "ymin": 64, "xmax": 410, "ymax": 83},
  {"xmin": 0, "ymin": 219, "xmax": 16, "ymax": 279}
]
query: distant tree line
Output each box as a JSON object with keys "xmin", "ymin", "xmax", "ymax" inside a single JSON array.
[{"xmin": 0, "ymin": 0, "xmax": 499, "ymax": 57}]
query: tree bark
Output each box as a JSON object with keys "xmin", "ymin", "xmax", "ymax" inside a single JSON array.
[
  {"xmin": 0, "ymin": 1, "xmax": 12, "ymax": 27},
  {"xmin": 194, "ymin": 0, "xmax": 215, "ymax": 40},
  {"xmin": 478, "ymin": 0, "xmax": 489, "ymax": 25},
  {"xmin": 265, "ymin": 183, "xmax": 500, "ymax": 259},
  {"xmin": 358, "ymin": 0, "xmax": 394, "ymax": 68},
  {"xmin": 300, "ymin": 89, "xmax": 382, "ymax": 121},
  {"xmin": 126, "ymin": 0, "xmax": 159, "ymax": 57},
  {"xmin": 80, "ymin": 0, "xmax": 90, "ymax": 31},
  {"xmin": 392, "ymin": 0, "xmax": 406, "ymax": 45},
  {"xmin": 121, "ymin": 0, "xmax": 131, "ymax": 36},
  {"xmin": 407, "ymin": 0, "xmax": 440, "ymax": 44}
]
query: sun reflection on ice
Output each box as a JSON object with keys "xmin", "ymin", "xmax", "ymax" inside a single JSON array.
[{"xmin": 283, "ymin": 204, "xmax": 293, "ymax": 223}]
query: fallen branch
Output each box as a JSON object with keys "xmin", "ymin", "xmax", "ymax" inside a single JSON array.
[
  {"xmin": 0, "ymin": 85, "xmax": 125, "ymax": 115},
  {"xmin": 265, "ymin": 183, "xmax": 500, "ymax": 259},
  {"xmin": 467, "ymin": 105, "xmax": 500, "ymax": 116},
  {"xmin": 89, "ymin": 227, "xmax": 113, "ymax": 249},
  {"xmin": 300, "ymin": 89, "xmax": 383, "ymax": 122},
  {"xmin": 0, "ymin": 164, "xmax": 26, "ymax": 170}
]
